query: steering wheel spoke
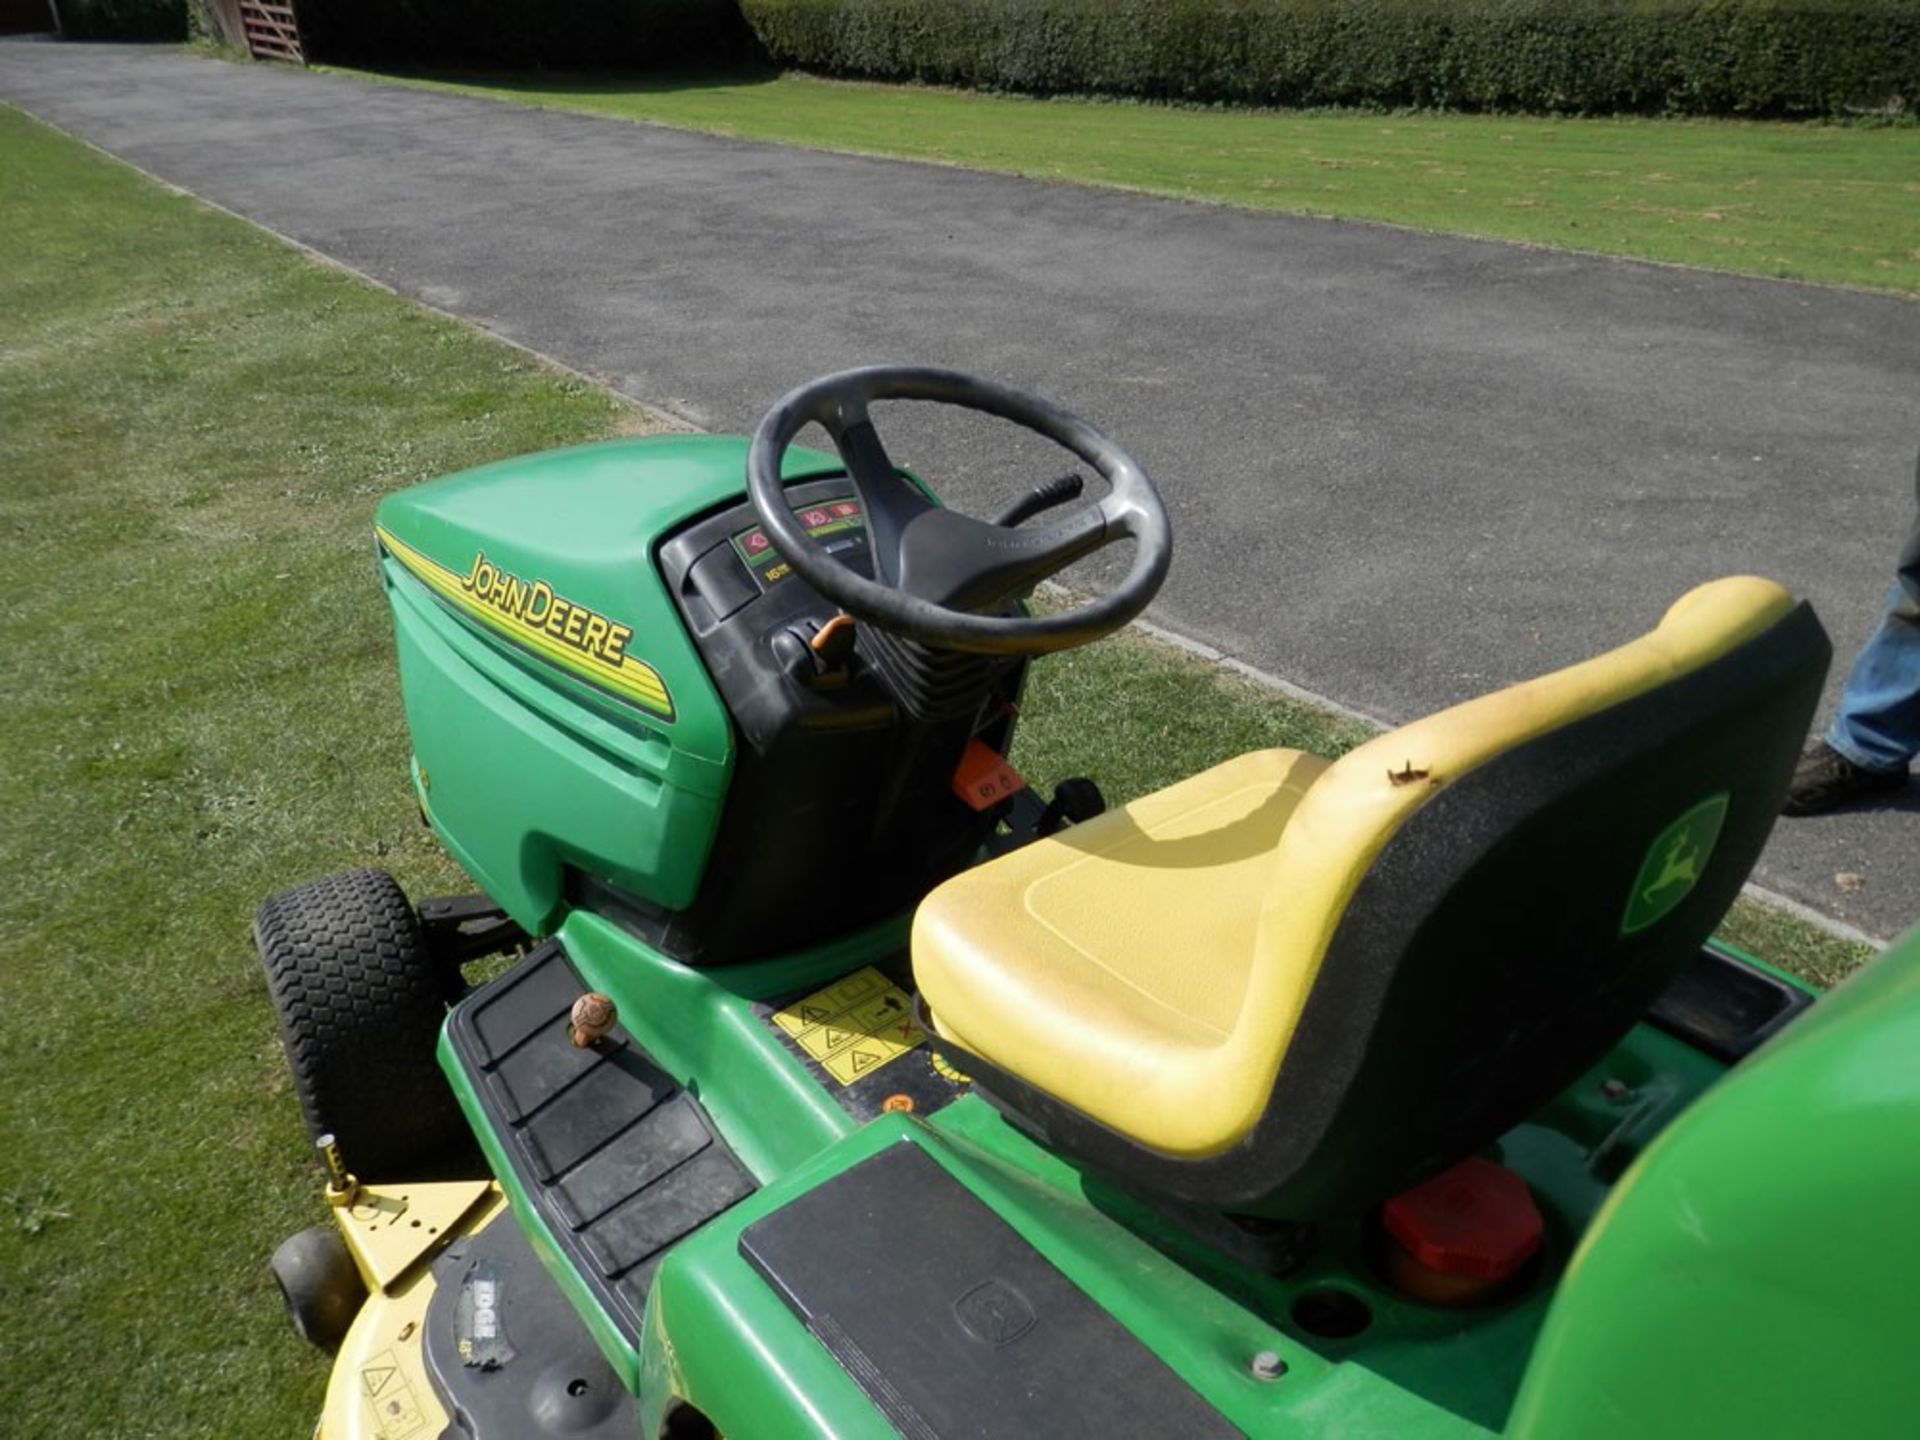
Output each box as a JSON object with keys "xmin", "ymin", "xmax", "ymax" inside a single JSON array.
[
  {"xmin": 746, "ymin": 366, "xmax": 1172, "ymax": 656},
  {"xmin": 819, "ymin": 406, "xmax": 934, "ymax": 588}
]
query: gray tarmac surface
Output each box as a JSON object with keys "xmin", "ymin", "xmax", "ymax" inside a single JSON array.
[{"xmin": 4, "ymin": 41, "xmax": 1914, "ymax": 939}]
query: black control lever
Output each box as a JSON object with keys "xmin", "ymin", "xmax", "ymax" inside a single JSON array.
[
  {"xmin": 771, "ymin": 614, "xmax": 857, "ymax": 690},
  {"xmin": 991, "ymin": 472, "xmax": 1086, "ymax": 528}
]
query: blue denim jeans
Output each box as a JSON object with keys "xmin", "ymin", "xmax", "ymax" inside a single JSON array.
[{"xmin": 1826, "ymin": 452, "xmax": 1920, "ymax": 774}]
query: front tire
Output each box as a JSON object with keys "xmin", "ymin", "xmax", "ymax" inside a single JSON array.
[
  {"xmin": 270, "ymin": 1224, "xmax": 367, "ymax": 1353},
  {"xmin": 255, "ymin": 868, "xmax": 475, "ymax": 1180}
]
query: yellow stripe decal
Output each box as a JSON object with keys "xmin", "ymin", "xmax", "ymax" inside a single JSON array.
[{"xmin": 376, "ymin": 526, "xmax": 674, "ymax": 721}]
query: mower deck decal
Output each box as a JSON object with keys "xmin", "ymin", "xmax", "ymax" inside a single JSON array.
[
  {"xmin": 772, "ymin": 966, "xmax": 926, "ymax": 1086},
  {"xmin": 375, "ymin": 526, "xmax": 674, "ymax": 720},
  {"xmin": 359, "ymin": 1348, "xmax": 428, "ymax": 1438}
]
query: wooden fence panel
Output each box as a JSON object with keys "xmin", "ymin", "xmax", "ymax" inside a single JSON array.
[{"xmin": 239, "ymin": 0, "xmax": 304, "ymax": 63}]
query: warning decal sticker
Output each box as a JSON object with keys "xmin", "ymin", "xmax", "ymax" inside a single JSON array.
[
  {"xmin": 360, "ymin": 1349, "xmax": 428, "ymax": 1438},
  {"xmin": 771, "ymin": 967, "xmax": 925, "ymax": 1087}
]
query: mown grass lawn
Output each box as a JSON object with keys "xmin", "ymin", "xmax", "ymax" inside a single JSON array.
[
  {"xmin": 0, "ymin": 101, "xmax": 633, "ymax": 1436},
  {"xmin": 0, "ymin": 96, "xmax": 1873, "ymax": 1438},
  {"xmin": 333, "ymin": 64, "xmax": 1920, "ymax": 295}
]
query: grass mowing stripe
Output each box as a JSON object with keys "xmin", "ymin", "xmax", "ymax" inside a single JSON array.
[
  {"xmin": 0, "ymin": 94, "xmax": 1872, "ymax": 1438},
  {"xmin": 0, "ymin": 102, "xmax": 637, "ymax": 1437},
  {"xmin": 329, "ymin": 64, "xmax": 1920, "ymax": 296}
]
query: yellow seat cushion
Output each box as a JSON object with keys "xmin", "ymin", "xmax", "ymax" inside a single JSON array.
[
  {"xmin": 915, "ymin": 747, "xmax": 1330, "ymax": 1154},
  {"xmin": 914, "ymin": 576, "xmax": 1798, "ymax": 1159}
]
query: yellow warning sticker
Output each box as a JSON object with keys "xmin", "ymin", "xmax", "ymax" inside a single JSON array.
[
  {"xmin": 772, "ymin": 967, "xmax": 886, "ymax": 1039},
  {"xmin": 772, "ymin": 966, "xmax": 925, "ymax": 1087},
  {"xmin": 822, "ymin": 1036, "xmax": 911, "ymax": 1086},
  {"xmin": 361, "ymin": 1349, "xmax": 428, "ymax": 1438}
]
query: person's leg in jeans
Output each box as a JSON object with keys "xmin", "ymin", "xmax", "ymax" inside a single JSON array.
[{"xmin": 1785, "ymin": 452, "xmax": 1920, "ymax": 814}]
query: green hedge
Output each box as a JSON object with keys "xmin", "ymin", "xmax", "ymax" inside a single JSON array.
[
  {"xmin": 57, "ymin": 0, "xmax": 188, "ymax": 40},
  {"xmin": 298, "ymin": 0, "xmax": 752, "ymax": 69},
  {"xmin": 737, "ymin": 0, "xmax": 1920, "ymax": 116}
]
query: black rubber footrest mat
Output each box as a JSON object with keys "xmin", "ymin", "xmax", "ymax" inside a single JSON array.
[
  {"xmin": 446, "ymin": 942, "xmax": 755, "ymax": 1344},
  {"xmin": 740, "ymin": 1143, "xmax": 1242, "ymax": 1440}
]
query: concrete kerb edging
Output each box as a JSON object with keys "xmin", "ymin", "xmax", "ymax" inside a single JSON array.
[{"xmin": 27, "ymin": 100, "xmax": 1884, "ymax": 953}]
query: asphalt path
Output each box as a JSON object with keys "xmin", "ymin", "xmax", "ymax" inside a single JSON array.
[{"xmin": 4, "ymin": 41, "xmax": 1915, "ymax": 940}]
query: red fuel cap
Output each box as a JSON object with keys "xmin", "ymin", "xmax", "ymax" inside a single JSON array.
[{"xmin": 1381, "ymin": 1156, "xmax": 1543, "ymax": 1289}]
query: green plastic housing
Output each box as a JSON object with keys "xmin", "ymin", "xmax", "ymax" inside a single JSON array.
[
  {"xmin": 374, "ymin": 435, "xmax": 843, "ymax": 934},
  {"xmin": 1511, "ymin": 926, "xmax": 1920, "ymax": 1438},
  {"xmin": 439, "ymin": 903, "xmax": 1920, "ymax": 1436},
  {"xmin": 386, "ymin": 431, "xmax": 1920, "ymax": 1435}
]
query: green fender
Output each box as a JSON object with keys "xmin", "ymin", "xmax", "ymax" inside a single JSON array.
[{"xmin": 1510, "ymin": 925, "xmax": 1920, "ymax": 1437}]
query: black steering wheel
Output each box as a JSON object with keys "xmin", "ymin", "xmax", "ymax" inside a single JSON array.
[{"xmin": 746, "ymin": 366, "xmax": 1172, "ymax": 656}]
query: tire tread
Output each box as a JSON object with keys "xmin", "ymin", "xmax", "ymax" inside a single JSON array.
[{"xmin": 255, "ymin": 869, "xmax": 470, "ymax": 1179}]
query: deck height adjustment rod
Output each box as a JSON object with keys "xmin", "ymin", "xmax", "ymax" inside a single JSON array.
[{"xmin": 317, "ymin": 1133, "xmax": 359, "ymax": 1208}]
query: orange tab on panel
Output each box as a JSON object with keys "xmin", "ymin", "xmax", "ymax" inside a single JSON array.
[{"xmin": 952, "ymin": 739, "xmax": 1026, "ymax": 812}]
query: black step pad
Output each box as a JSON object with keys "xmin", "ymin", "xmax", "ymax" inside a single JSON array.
[
  {"xmin": 447, "ymin": 943, "xmax": 756, "ymax": 1345},
  {"xmin": 741, "ymin": 1143, "xmax": 1243, "ymax": 1440},
  {"xmin": 522, "ymin": 1049, "xmax": 681, "ymax": 1183},
  {"xmin": 555, "ymin": 1097, "xmax": 713, "ymax": 1227}
]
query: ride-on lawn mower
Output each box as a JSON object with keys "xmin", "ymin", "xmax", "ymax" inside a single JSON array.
[{"xmin": 259, "ymin": 367, "xmax": 1920, "ymax": 1439}]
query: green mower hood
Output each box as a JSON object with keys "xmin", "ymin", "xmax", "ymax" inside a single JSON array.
[{"xmin": 372, "ymin": 435, "xmax": 842, "ymax": 931}]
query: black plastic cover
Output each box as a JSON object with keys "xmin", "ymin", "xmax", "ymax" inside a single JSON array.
[
  {"xmin": 1646, "ymin": 943, "xmax": 1816, "ymax": 1062},
  {"xmin": 423, "ymin": 1207, "xmax": 637, "ymax": 1439},
  {"xmin": 637, "ymin": 477, "xmax": 1025, "ymax": 966},
  {"xmin": 740, "ymin": 1143, "xmax": 1242, "ymax": 1440}
]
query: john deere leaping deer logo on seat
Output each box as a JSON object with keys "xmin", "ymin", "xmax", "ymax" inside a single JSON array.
[
  {"xmin": 1621, "ymin": 793, "xmax": 1730, "ymax": 935},
  {"xmin": 1647, "ymin": 830, "xmax": 1704, "ymax": 899}
]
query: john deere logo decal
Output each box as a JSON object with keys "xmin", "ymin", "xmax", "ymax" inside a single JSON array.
[
  {"xmin": 375, "ymin": 527, "xmax": 674, "ymax": 721},
  {"xmin": 1621, "ymin": 793, "xmax": 1729, "ymax": 935},
  {"xmin": 458, "ymin": 551, "xmax": 633, "ymax": 669}
]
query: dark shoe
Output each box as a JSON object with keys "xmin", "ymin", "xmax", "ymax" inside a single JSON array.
[{"xmin": 1782, "ymin": 742, "xmax": 1910, "ymax": 816}]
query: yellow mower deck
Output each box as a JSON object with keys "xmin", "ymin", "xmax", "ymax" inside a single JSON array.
[{"xmin": 321, "ymin": 1180, "xmax": 499, "ymax": 1440}]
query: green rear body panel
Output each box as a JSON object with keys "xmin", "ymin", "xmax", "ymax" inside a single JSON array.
[
  {"xmin": 1511, "ymin": 927, "xmax": 1920, "ymax": 1438},
  {"xmin": 438, "ymin": 909, "xmax": 1494, "ymax": 1438},
  {"xmin": 373, "ymin": 436, "xmax": 841, "ymax": 933}
]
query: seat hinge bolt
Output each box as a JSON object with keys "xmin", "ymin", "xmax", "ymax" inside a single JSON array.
[{"xmin": 1251, "ymin": 1350, "xmax": 1288, "ymax": 1382}]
